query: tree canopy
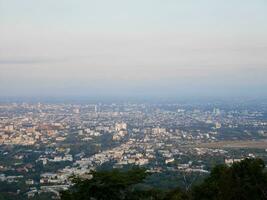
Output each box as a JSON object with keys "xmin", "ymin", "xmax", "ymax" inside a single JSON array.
[
  {"xmin": 61, "ymin": 158, "xmax": 267, "ymax": 200},
  {"xmin": 192, "ymin": 158, "xmax": 267, "ymax": 200},
  {"xmin": 60, "ymin": 167, "xmax": 148, "ymax": 200}
]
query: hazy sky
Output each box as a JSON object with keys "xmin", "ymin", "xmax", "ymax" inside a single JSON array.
[{"xmin": 1, "ymin": 0, "xmax": 267, "ymax": 99}]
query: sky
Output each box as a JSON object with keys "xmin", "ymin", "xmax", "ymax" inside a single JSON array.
[{"xmin": 0, "ymin": 0, "xmax": 267, "ymax": 100}]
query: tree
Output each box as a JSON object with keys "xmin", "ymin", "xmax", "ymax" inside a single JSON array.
[
  {"xmin": 164, "ymin": 187, "xmax": 189, "ymax": 200},
  {"xmin": 61, "ymin": 158, "xmax": 267, "ymax": 200},
  {"xmin": 60, "ymin": 167, "xmax": 148, "ymax": 200},
  {"xmin": 191, "ymin": 158, "xmax": 267, "ymax": 200}
]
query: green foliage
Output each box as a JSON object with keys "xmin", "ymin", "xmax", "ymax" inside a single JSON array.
[
  {"xmin": 127, "ymin": 188, "xmax": 166, "ymax": 200},
  {"xmin": 61, "ymin": 167, "xmax": 148, "ymax": 200},
  {"xmin": 164, "ymin": 187, "xmax": 189, "ymax": 200},
  {"xmin": 61, "ymin": 158, "xmax": 267, "ymax": 200},
  {"xmin": 191, "ymin": 158, "xmax": 267, "ymax": 200}
]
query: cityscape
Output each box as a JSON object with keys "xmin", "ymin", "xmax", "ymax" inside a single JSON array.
[
  {"xmin": 1, "ymin": 0, "xmax": 267, "ymax": 199},
  {"xmin": 0, "ymin": 101, "xmax": 266, "ymax": 199}
]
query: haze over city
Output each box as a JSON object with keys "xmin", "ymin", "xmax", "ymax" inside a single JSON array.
[
  {"xmin": 1, "ymin": 1, "xmax": 267, "ymax": 200},
  {"xmin": 1, "ymin": 0, "xmax": 267, "ymax": 99}
]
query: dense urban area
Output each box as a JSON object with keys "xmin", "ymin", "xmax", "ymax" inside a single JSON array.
[{"xmin": 0, "ymin": 101, "xmax": 267, "ymax": 199}]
